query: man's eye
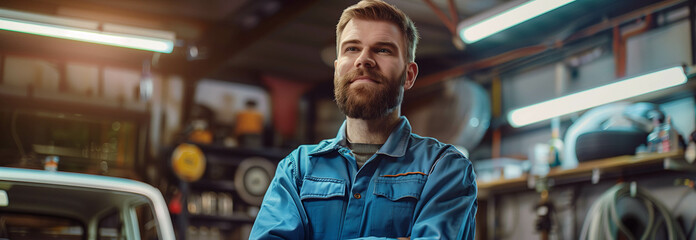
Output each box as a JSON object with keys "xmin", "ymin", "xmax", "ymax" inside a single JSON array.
[
  {"xmin": 377, "ymin": 48, "xmax": 392, "ymax": 54},
  {"xmin": 346, "ymin": 47, "xmax": 359, "ymax": 52}
]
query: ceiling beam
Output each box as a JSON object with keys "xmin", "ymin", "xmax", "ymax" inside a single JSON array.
[{"xmin": 175, "ymin": 0, "xmax": 320, "ymax": 81}]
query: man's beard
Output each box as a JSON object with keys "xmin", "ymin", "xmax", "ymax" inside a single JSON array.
[{"xmin": 334, "ymin": 68, "xmax": 405, "ymax": 120}]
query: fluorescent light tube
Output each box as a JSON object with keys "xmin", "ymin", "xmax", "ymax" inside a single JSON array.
[
  {"xmin": 508, "ymin": 66, "xmax": 688, "ymax": 128},
  {"xmin": 0, "ymin": 17, "xmax": 174, "ymax": 53},
  {"xmin": 460, "ymin": 0, "xmax": 576, "ymax": 44}
]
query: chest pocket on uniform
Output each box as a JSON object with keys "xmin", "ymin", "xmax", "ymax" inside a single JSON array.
[
  {"xmin": 300, "ymin": 176, "xmax": 346, "ymax": 239},
  {"xmin": 370, "ymin": 174, "xmax": 427, "ymax": 237}
]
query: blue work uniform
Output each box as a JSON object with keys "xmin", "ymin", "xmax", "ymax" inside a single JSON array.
[{"xmin": 250, "ymin": 117, "xmax": 477, "ymax": 239}]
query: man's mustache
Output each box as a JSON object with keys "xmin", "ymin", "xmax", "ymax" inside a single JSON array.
[{"xmin": 344, "ymin": 68, "xmax": 386, "ymax": 84}]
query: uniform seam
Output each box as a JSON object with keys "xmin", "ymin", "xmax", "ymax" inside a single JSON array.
[
  {"xmin": 428, "ymin": 147, "xmax": 464, "ymax": 175},
  {"xmin": 428, "ymin": 153, "xmax": 447, "ymax": 175},
  {"xmin": 301, "ymin": 192, "xmax": 344, "ymax": 198},
  {"xmin": 288, "ymin": 154, "xmax": 300, "ymax": 187},
  {"xmin": 304, "ymin": 176, "xmax": 345, "ymax": 183}
]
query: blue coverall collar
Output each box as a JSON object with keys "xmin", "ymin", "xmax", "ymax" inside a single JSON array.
[{"xmin": 308, "ymin": 116, "xmax": 411, "ymax": 158}]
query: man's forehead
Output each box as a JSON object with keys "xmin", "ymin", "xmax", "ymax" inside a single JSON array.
[
  {"xmin": 339, "ymin": 38, "xmax": 399, "ymax": 47},
  {"xmin": 339, "ymin": 19, "xmax": 404, "ymax": 46}
]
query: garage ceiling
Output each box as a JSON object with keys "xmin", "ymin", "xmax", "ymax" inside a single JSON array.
[
  {"xmin": 0, "ymin": 0, "xmax": 674, "ymax": 86},
  {"xmin": 0, "ymin": 0, "xmax": 515, "ymax": 84}
]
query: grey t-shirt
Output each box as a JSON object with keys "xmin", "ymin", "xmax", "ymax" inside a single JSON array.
[{"xmin": 347, "ymin": 141, "xmax": 382, "ymax": 168}]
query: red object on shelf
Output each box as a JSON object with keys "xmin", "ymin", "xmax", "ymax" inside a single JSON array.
[{"xmin": 168, "ymin": 191, "xmax": 182, "ymax": 214}]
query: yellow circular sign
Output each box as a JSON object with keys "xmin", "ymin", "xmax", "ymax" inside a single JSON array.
[{"xmin": 171, "ymin": 144, "xmax": 206, "ymax": 182}]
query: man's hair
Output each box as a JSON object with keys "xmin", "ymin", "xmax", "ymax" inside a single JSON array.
[{"xmin": 336, "ymin": 0, "xmax": 419, "ymax": 62}]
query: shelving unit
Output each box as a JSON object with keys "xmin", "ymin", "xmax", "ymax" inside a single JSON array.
[
  {"xmin": 165, "ymin": 144, "xmax": 289, "ymax": 240},
  {"xmin": 477, "ymin": 151, "xmax": 689, "ymax": 198},
  {"xmin": 0, "ymin": 91, "xmax": 148, "ymax": 178}
]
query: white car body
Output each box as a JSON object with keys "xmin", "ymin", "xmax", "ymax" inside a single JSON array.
[{"xmin": 0, "ymin": 167, "xmax": 175, "ymax": 240}]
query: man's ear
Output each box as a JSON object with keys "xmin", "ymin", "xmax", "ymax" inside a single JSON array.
[
  {"xmin": 333, "ymin": 60, "xmax": 339, "ymax": 78},
  {"xmin": 404, "ymin": 62, "xmax": 418, "ymax": 90}
]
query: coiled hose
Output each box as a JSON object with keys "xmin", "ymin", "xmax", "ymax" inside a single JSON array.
[{"xmin": 579, "ymin": 182, "xmax": 686, "ymax": 240}]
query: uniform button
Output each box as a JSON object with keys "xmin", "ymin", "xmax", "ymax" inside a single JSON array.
[{"xmin": 353, "ymin": 193, "xmax": 361, "ymax": 199}]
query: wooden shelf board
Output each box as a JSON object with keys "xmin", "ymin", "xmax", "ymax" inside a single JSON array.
[{"xmin": 476, "ymin": 151, "xmax": 683, "ymax": 195}]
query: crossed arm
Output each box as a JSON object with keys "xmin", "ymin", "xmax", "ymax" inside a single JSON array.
[{"xmin": 249, "ymin": 150, "xmax": 477, "ymax": 239}]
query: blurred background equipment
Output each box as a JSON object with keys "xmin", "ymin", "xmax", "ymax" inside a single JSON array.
[
  {"xmin": 234, "ymin": 157, "xmax": 276, "ymax": 206},
  {"xmin": 234, "ymin": 99, "xmax": 264, "ymax": 148},
  {"xmin": 165, "ymin": 143, "xmax": 286, "ymax": 240},
  {"xmin": 407, "ymin": 78, "xmax": 491, "ymax": 152},
  {"xmin": 686, "ymin": 130, "xmax": 696, "ymax": 164},
  {"xmin": 171, "ymin": 143, "xmax": 206, "ymax": 182},
  {"xmin": 473, "ymin": 157, "xmax": 526, "ymax": 183},
  {"xmin": 563, "ymin": 102, "xmax": 675, "ymax": 168},
  {"xmin": 534, "ymin": 190, "xmax": 555, "ymax": 240},
  {"xmin": 184, "ymin": 104, "xmax": 215, "ymax": 144}
]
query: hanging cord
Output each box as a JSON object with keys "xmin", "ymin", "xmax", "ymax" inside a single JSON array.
[
  {"xmin": 11, "ymin": 110, "xmax": 26, "ymax": 159},
  {"xmin": 640, "ymin": 198, "xmax": 656, "ymax": 240},
  {"xmin": 580, "ymin": 182, "xmax": 686, "ymax": 240}
]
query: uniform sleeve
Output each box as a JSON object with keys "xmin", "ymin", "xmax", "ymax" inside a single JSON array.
[
  {"xmin": 249, "ymin": 152, "xmax": 309, "ymax": 239},
  {"xmin": 410, "ymin": 149, "xmax": 478, "ymax": 239}
]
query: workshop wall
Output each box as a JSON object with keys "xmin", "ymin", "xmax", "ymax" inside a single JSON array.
[
  {"xmin": 485, "ymin": 17, "xmax": 695, "ymax": 240},
  {"xmin": 496, "ymin": 19, "xmax": 693, "ymax": 159}
]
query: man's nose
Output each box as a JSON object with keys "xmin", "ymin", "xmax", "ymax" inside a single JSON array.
[{"xmin": 355, "ymin": 50, "xmax": 376, "ymax": 68}]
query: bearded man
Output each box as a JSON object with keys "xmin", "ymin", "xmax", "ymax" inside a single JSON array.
[{"xmin": 250, "ymin": 1, "xmax": 477, "ymax": 239}]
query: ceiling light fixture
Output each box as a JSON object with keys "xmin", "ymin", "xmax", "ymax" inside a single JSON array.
[
  {"xmin": 0, "ymin": 8, "xmax": 174, "ymax": 53},
  {"xmin": 458, "ymin": 0, "xmax": 576, "ymax": 44},
  {"xmin": 508, "ymin": 66, "xmax": 688, "ymax": 128}
]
